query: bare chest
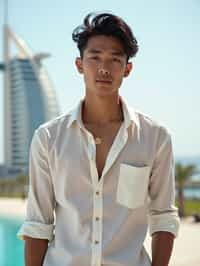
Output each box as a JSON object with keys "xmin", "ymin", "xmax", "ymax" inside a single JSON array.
[{"xmin": 84, "ymin": 122, "xmax": 122, "ymax": 180}]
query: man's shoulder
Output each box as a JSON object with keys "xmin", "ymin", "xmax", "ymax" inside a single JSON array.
[
  {"xmin": 133, "ymin": 108, "xmax": 172, "ymax": 139},
  {"xmin": 38, "ymin": 113, "xmax": 69, "ymax": 131},
  {"xmin": 35, "ymin": 106, "xmax": 75, "ymax": 137},
  {"xmin": 135, "ymin": 108, "xmax": 163, "ymax": 127}
]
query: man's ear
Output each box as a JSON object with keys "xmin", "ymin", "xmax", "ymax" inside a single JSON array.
[
  {"xmin": 124, "ymin": 62, "xmax": 133, "ymax": 77},
  {"xmin": 75, "ymin": 57, "xmax": 83, "ymax": 74}
]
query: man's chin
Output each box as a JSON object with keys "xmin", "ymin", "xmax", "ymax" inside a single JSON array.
[
  {"xmin": 86, "ymin": 85, "xmax": 119, "ymax": 97},
  {"xmin": 96, "ymin": 86, "xmax": 117, "ymax": 96}
]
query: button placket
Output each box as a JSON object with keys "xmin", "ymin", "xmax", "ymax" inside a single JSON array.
[
  {"xmin": 92, "ymin": 185, "xmax": 103, "ymax": 266},
  {"xmin": 82, "ymin": 129, "xmax": 102, "ymax": 266}
]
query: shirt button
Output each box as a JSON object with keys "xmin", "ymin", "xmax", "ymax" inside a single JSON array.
[
  {"xmin": 96, "ymin": 191, "xmax": 100, "ymax": 195},
  {"xmin": 95, "ymin": 240, "xmax": 99, "ymax": 244},
  {"xmin": 95, "ymin": 217, "xmax": 100, "ymax": 221}
]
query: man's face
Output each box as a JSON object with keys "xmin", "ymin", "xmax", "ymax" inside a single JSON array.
[{"xmin": 75, "ymin": 35, "xmax": 132, "ymax": 97}]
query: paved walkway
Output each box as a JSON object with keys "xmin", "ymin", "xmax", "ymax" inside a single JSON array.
[{"xmin": 144, "ymin": 217, "xmax": 200, "ymax": 266}]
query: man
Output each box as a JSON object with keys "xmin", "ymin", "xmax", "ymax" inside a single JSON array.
[{"xmin": 18, "ymin": 12, "xmax": 180, "ymax": 266}]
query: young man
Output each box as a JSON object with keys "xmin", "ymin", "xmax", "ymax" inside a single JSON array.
[{"xmin": 18, "ymin": 12, "xmax": 180, "ymax": 266}]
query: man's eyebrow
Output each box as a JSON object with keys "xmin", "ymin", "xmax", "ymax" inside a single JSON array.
[
  {"xmin": 87, "ymin": 49, "xmax": 101, "ymax": 54},
  {"xmin": 111, "ymin": 50, "xmax": 124, "ymax": 56},
  {"xmin": 87, "ymin": 48, "xmax": 124, "ymax": 56}
]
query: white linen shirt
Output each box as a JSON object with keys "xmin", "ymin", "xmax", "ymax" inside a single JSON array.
[{"xmin": 17, "ymin": 97, "xmax": 180, "ymax": 266}]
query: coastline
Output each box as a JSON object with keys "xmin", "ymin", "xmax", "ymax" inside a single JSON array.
[{"xmin": 0, "ymin": 198, "xmax": 200, "ymax": 266}]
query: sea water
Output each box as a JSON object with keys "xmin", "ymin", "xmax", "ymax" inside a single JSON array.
[{"xmin": 0, "ymin": 215, "xmax": 24, "ymax": 266}]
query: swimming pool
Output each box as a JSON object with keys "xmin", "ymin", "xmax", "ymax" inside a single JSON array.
[{"xmin": 0, "ymin": 215, "xmax": 24, "ymax": 266}]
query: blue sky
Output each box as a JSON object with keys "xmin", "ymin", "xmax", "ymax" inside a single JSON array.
[{"xmin": 0, "ymin": 0, "xmax": 200, "ymax": 163}]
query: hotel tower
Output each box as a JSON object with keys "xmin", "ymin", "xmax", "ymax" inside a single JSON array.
[{"xmin": 0, "ymin": 25, "xmax": 59, "ymax": 172}]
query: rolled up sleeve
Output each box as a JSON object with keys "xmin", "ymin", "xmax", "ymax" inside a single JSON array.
[
  {"xmin": 148, "ymin": 128, "xmax": 180, "ymax": 238},
  {"xmin": 17, "ymin": 127, "xmax": 55, "ymax": 241}
]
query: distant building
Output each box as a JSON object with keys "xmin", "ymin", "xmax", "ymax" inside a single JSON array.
[
  {"xmin": 0, "ymin": 25, "xmax": 59, "ymax": 172},
  {"xmin": 0, "ymin": 164, "xmax": 9, "ymax": 178},
  {"xmin": 0, "ymin": 164, "xmax": 22, "ymax": 179}
]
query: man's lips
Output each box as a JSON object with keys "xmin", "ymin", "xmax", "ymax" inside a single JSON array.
[{"xmin": 96, "ymin": 79, "xmax": 112, "ymax": 83}]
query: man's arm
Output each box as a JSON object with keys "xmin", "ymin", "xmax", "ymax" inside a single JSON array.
[
  {"xmin": 24, "ymin": 236, "xmax": 48, "ymax": 266},
  {"xmin": 151, "ymin": 231, "xmax": 174, "ymax": 266},
  {"xmin": 148, "ymin": 129, "xmax": 180, "ymax": 265},
  {"xmin": 17, "ymin": 129, "xmax": 55, "ymax": 263}
]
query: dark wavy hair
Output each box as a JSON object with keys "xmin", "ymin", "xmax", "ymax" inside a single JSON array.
[{"xmin": 72, "ymin": 12, "xmax": 139, "ymax": 61}]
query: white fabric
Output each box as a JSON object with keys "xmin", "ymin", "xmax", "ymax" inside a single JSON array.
[{"xmin": 17, "ymin": 97, "xmax": 180, "ymax": 266}]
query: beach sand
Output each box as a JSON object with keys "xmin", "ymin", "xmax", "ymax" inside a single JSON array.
[
  {"xmin": 0, "ymin": 198, "xmax": 199, "ymax": 265},
  {"xmin": 0, "ymin": 197, "xmax": 27, "ymax": 218},
  {"xmin": 144, "ymin": 216, "xmax": 200, "ymax": 266}
]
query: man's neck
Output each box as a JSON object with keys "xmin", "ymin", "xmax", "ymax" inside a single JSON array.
[{"xmin": 82, "ymin": 95, "xmax": 123, "ymax": 126}]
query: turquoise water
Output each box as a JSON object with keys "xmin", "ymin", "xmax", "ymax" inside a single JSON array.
[{"xmin": 0, "ymin": 215, "xmax": 24, "ymax": 266}]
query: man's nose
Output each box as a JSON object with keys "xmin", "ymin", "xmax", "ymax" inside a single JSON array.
[
  {"xmin": 98, "ymin": 68, "xmax": 110, "ymax": 75},
  {"xmin": 98, "ymin": 60, "xmax": 111, "ymax": 75}
]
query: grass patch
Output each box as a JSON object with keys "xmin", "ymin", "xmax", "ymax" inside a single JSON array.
[
  {"xmin": 176, "ymin": 198, "xmax": 200, "ymax": 216},
  {"xmin": 0, "ymin": 192, "xmax": 27, "ymax": 198}
]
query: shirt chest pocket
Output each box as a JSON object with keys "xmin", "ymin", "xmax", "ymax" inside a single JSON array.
[{"xmin": 116, "ymin": 163, "xmax": 151, "ymax": 209}]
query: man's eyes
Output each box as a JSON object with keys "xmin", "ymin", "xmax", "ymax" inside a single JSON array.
[
  {"xmin": 89, "ymin": 56, "xmax": 121, "ymax": 62},
  {"xmin": 112, "ymin": 58, "xmax": 121, "ymax": 62},
  {"xmin": 90, "ymin": 56, "xmax": 99, "ymax": 60}
]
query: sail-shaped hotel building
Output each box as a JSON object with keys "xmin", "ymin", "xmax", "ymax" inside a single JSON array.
[{"xmin": 0, "ymin": 25, "xmax": 59, "ymax": 172}]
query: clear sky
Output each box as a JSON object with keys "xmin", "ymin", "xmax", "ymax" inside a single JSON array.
[{"xmin": 0, "ymin": 0, "xmax": 200, "ymax": 163}]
